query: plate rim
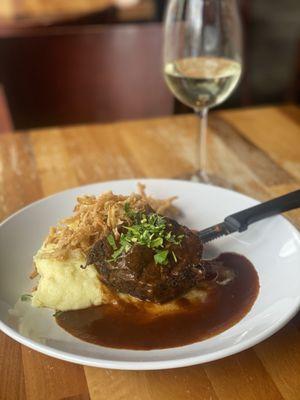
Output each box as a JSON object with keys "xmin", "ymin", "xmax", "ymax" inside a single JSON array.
[{"xmin": 1, "ymin": 178, "xmax": 300, "ymax": 370}]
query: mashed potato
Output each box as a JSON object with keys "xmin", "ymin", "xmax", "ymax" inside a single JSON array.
[{"xmin": 31, "ymin": 246, "xmax": 104, "ymax": 311}]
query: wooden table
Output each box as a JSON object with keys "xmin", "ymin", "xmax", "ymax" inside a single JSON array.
[
  {"xmin": 0, "ymin": 0, "xmax": 116, "ymax": 25},
  {"xmin": 0, "ymin": 0, "xmax": 154, "ymax": 27},
  {"xmin": 1, "ymin": 105, "xmax": 300, "ymax": 400}
]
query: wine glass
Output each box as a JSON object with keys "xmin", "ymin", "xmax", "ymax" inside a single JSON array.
[{"xmin": 163, "ymin": 0, "xmax": 242, "ymax": 184}]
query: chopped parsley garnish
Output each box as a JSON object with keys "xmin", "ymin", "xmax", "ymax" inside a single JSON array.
[
  {"xmin": 107, "ymin": 206, "xmax": 184, "ymax": 265},
  {"xmin": 21, "ymin": 294, "xmax": 32, "ymax": 302},
  {"xmin": 154, "ymin": 249, "xmax": 169, "ymax": 265},
  {"xmin": 107, "ymin": 233, "xmax": 117, "ymax": 250},
  {"xmin": 53, "ymin": 310, "xmax": 63, "ymax": 317},
  {"xmin": 172, "ymin": 251, "xmax": 178, "ymax": 262}
]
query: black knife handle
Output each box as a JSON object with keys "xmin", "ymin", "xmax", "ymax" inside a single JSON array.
[{"xmin": 224, "ymin": 190, "xmax": 300, "ymax": 232}]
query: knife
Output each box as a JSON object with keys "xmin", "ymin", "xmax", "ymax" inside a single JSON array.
[{"xmin": 198, "ymin": 189, "xmax": 300, "ymax": 243}]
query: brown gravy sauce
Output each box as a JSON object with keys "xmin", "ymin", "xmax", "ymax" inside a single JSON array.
[{"xmin": 56, "ymin": 253, "xmax": 259, "ymax": 350}]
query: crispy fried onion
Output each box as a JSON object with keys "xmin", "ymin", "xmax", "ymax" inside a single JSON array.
[{"xmin": 42, "ymin": 183, "xmax": 178, "ymax": 261}]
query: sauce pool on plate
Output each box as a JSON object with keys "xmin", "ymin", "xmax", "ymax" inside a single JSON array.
[{"xmin": 56, "ymin": 253, "xmax": 259, "ymax": 350}]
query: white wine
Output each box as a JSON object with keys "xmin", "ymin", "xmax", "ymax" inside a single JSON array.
[{"xmin": 164, "ymin": 56, "xmax": 241, "ymax": 110}]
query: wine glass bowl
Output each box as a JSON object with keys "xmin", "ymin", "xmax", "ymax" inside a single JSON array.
[
  {"xmin": 163, "ymin": 0, "xmax": 242, "ymax": 184},
  {"xmin": 164, "ymin": 57, "xmax": 241, "ymax": 111}
]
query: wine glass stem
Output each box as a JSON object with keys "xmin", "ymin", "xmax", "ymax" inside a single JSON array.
[{"xmin": 196, "ymin": 108, "xmax": 209, "ymax": 181}]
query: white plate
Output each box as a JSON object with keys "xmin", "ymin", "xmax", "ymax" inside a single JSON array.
[{"xmin": 0, "ymin": 179, "xmax": 300, "ymax": 370}]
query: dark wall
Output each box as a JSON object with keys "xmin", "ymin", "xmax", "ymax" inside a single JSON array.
[{"xmin": 244, "ymin": 0, "xmax": 300, "ymax": 105}]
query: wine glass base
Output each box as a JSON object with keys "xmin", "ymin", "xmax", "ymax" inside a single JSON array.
[{"xmin": 179, "ymin": 171, "xmax": 235, "ymax": 189}]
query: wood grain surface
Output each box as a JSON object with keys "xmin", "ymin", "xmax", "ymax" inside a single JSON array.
[
  {"xmin": 0, "ymin": 0, "xmax": 154, "ymax": 25},
  {"xmin": 0, "ymin": 0, "xmax": 115, "ymax": 24},
  {"xmin": 0, "ymin": 105, "xmax": 300, "ymax": 400}
]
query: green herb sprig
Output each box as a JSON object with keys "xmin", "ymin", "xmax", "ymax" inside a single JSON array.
[
  {"xmin": 106, "ymin": 205, "xmax": 184, "ymax": 265},
  {"xmin": 21, "ymin": 294, "xmax": 32, "ymax": 302},
  {"xmin": 53, "ymin": 310, "xmax": 63, "ymax": 317}
]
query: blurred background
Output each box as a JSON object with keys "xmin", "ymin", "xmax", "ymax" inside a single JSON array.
[{"xmin": 0, "ymin": 0, "xmax": 299, "ymax": 132}]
